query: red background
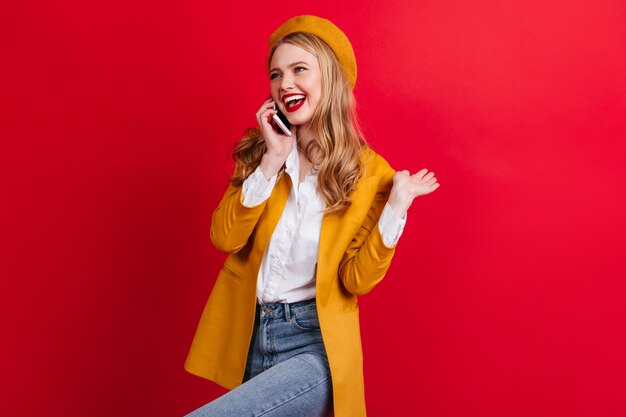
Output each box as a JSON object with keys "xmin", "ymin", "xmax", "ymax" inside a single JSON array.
[{"xmin": 2, "ymin": 1, "xmax": 625, "ymax": 416}]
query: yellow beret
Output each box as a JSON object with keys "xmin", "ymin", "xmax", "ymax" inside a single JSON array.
[{"xmin": 268, "ymin": 15, "xmax": 357, "ymax": 89}]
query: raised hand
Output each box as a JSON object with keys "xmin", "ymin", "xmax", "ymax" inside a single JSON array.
[
  {"xmin": 255, "ymin": 98, "xmax": 296, "ymax": 179},
  {"xmin": 387, "ymin": 169, "xmax": 440, "ymax": 218}
]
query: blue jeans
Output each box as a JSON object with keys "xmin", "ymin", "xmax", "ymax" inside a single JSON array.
[{"xmin": 185, "ymin": 299, "xmax": 333, "ymax": 417}]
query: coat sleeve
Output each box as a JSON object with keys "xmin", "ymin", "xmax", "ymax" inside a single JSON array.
[
  {"xmin": 209, "ymin": 183, "xmax": 267, "ymax": 253},
  {"xmin": 338, "ymin": 155, "xmax": 398, "ymax": 295}
]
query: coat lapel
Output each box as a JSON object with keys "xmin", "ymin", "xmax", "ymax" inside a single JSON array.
[
  {"xmin": 316, "ymin": 174, "xmax": 379, "ymax": 305},
  {"xmin": 249, "ymin": 173, "xmax": 292, "ymax": 268}
]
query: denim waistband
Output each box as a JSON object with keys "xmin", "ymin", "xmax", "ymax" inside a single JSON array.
[{"xmin": 256, "ymin": 298, "xmax": 317, "ymax": 321}]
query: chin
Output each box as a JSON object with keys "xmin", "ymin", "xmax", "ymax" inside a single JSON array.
[{"xmin": 288, "ymin": 115, "xmax": 312, "ymax": 127}]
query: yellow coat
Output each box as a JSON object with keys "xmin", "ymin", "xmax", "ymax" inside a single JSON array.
[{"xmin": 185, "ymin": 147, "xmax": 398, "ymax": 417}]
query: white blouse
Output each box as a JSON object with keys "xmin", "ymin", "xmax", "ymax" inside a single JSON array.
[{"xmin": 242, "ymin": 139, "xmax": 406, "ymax": 304}]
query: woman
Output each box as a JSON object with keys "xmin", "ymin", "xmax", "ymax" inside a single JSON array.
[{"xmin": 184, "ymin": 15, "xmax": 440, "ymax": 417}]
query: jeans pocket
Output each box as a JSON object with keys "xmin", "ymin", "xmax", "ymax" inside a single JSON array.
[{"xmin": 290, "ymin": 310, "xmax": 320, "ymax": 331}]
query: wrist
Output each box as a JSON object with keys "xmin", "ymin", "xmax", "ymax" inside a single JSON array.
[
  {"xmin": 259, "ymin": 153, "xmax": 284, "ymax": 180},
  {"xmin": 387, "ymin": 193, "xmax": 410, "ymax": 218}
]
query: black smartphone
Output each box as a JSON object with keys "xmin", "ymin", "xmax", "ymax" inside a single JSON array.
[{"xmin": 272, "ymin": 102, "xmax": 292, "ymax": 136}]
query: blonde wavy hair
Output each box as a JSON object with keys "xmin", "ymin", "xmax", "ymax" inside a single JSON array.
[{"xmin": 230, "ymin": 32, "xmax": 368, "ymax": 213}]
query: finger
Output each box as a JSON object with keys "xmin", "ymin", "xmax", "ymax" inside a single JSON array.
[
  {"xmin": 412, "ymin": 168, "xmax": 428, "ymax": 179},
  {"xmin": 257, "ymin": 108, "xmax": 276, "ymax": 126},
  {"xmin": 259, "ymin": 110, "xmax": 277, "ymax": 129},
  {"xmin": 410, "ymin": 174, "xmax": 433, "ymax": 184},
  {"xmin": 257, "ymin": 101, "xmax": 276, "ymax": 116},
  {"xmin": 265, "ymin": 114, "xmax": 277, "ymax": 129},
  {"xmin": 421, "ymin": 172, "xmax": 435, "ymax": 182},
  {"xmin": 261, "ymin": 107, "xmax": 277, "ymax": 118}
]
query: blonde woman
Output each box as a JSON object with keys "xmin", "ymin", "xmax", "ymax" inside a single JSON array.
[{"xmin": 184, "ymin": 15, "xmax": 440, "ymax": 417}]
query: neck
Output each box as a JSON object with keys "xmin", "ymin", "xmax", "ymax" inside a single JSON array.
[
  {"xmin": 296, "ymin": 124, "xmax": 319, "ymax": 165},
  {"xmin": 296, "ymin": 124, "xmax": 314, "ymax": 149}
]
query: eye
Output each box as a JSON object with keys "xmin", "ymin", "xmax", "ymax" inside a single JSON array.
[
  {"xmin": 294, "ymin": 66, "xmax": 306, "ymax": 73},
  {"xmin": 270, "ymin": 73, "xmax": 280, "ymax": 80}
]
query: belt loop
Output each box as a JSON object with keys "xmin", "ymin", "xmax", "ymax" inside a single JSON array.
[{"xmin": 284, "ymin": 302, "xmax": 291, "ymax": 322}]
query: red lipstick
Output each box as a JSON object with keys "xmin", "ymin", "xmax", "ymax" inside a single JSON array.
[{"xmin": 282, "ymin": 93, "xmax": 306, "ymax": 113}]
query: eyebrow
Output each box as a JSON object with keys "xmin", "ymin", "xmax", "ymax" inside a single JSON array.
[{"xmin": 269, "ymin": 61, "xmax": 310, "ymax": 73}]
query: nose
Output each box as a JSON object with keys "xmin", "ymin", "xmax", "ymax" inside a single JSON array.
[{"xmin": 279, "ymin": 74, "xmax": 295, "ymax": 93}]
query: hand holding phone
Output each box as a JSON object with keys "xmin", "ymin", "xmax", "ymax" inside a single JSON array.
[
  {"xmin": 256, "ymin": 97, "xmax": 294, "ymax": 155},
  {"xmin": 256, "ymin": 98, "xmax": 294, "ymax": 178},
  {"xmin": 271, "ymin": 102, "xmax": 292, "ymax": 136}
]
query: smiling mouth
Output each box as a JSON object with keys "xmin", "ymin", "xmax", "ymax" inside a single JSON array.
[{"xmin": 283, "ymin": 94, "xmax": 306, "ymax": 113}]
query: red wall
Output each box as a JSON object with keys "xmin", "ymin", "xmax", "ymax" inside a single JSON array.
[{"xmin": 3, "ymin": 1, "xmax": 625, "ymax": 416}]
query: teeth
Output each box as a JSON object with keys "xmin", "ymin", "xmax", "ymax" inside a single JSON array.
[{"xmin": 284, "ymin": 95, "xmax": 305, "ymax": 103}]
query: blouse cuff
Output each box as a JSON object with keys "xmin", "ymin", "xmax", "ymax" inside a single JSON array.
[
  {"xmin": 378, "ymin": 202, "xmax": 407, "ymax": 248},
  {"xmin": 241, "ymin": 166, "xmax": 277, "ymax": 207}
]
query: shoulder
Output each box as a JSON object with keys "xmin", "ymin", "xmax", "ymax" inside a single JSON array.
[
  {"xmin": 358, "ymin": 146, "xmax": 396, "ymax": 194},
  {"xmin": 359, "ymin": 146, "xmax": 395, "ymax": 181}
]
